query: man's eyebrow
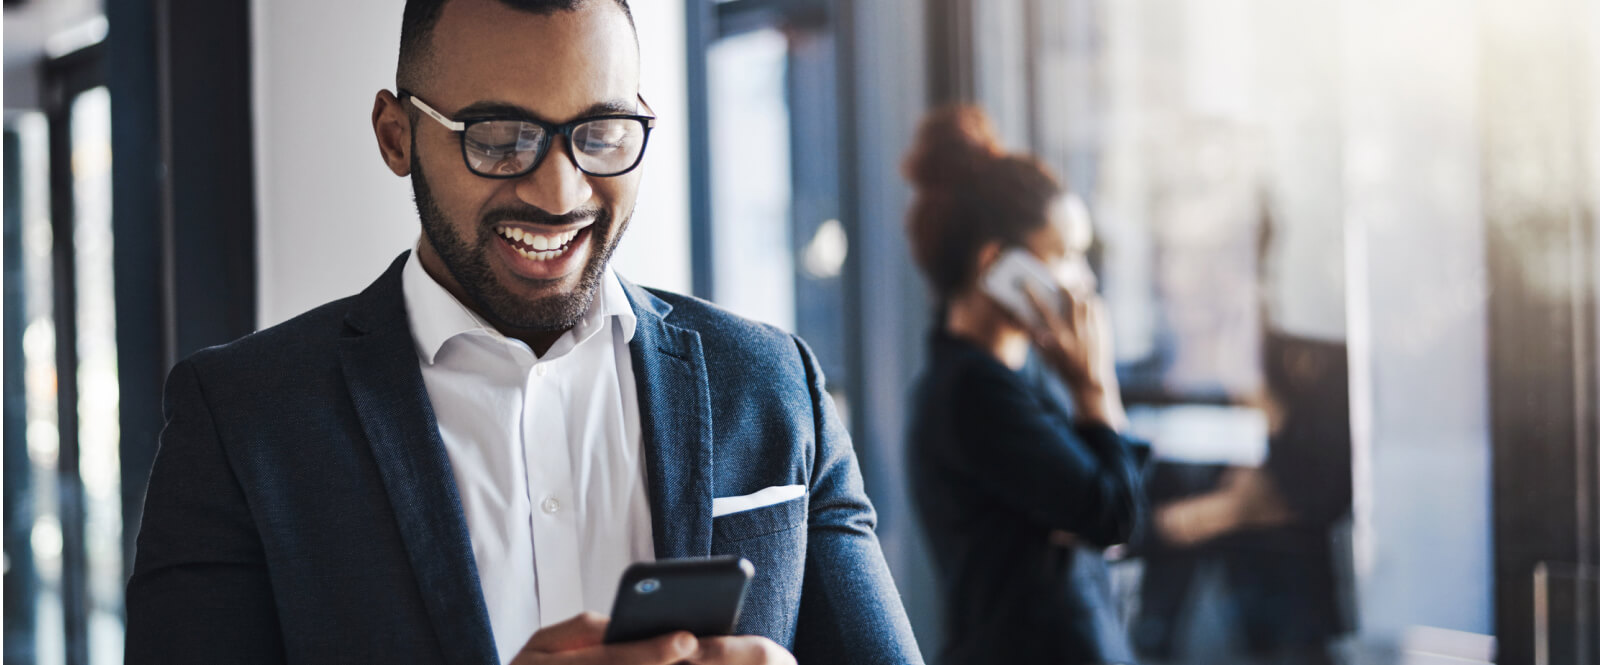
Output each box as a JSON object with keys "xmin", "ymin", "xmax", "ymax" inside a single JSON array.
[
  {"xmin": 580, "ymin": 100, "xmax": 642, "ymax": 116},
  {"xmin": 452, "ymin": 99, "xmax": 644, "ymax": 121}
]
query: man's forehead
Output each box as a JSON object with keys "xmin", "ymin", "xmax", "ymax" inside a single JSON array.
[{"xmin": 426, "ymin": 0, "xmax": 639, "ymax": 119}]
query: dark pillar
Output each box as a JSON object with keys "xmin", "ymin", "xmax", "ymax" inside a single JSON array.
[
  {"xmin": 4, "ymin": 127, "xmax": 39, "ymax": 665},
  {"xmin": 1482, "ymin": 2, "xmax": 1600, "ymax": 662}
]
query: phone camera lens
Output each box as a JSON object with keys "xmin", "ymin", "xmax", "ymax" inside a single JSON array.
[{"xmin": 635, "ymin": 578, "xmax": 661, "ymax": 594}]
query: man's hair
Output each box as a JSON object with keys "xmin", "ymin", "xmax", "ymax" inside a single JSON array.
[{"xmin": 397, "ymin": 0, "xmax": 636, "ymax": 90}]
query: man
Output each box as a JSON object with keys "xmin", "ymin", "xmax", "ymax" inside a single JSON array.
[{"xmin": 123, "ymin": 0, "xmax": 922, "ymax": 663}]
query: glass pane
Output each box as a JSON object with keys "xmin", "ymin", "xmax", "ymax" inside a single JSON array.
[
  {"xmin": 1020, "ymin": 2, "xmax": 1358, "ymax": 663},
  {"xmin": 70, "ymin": 85, "xmax": 124, "ymax": 664},
  {"xmin": 1008, "ymin": 0, "xmax": 1597, "ymax": 662},
  {"xmin": 707, "ymin": 28, "xmax": 796, "ymax": 332}
]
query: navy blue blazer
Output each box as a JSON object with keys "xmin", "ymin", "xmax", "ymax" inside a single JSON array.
[{"xmin": 125, "ymin": 253, "xmax": 923, "ymax": 665}]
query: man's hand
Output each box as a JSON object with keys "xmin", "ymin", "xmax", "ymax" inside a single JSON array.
[
  {"xmin": 510, "ymin": 612, "xmax": 796, "ymax": 665},
  {"xmin": 509, "ymin": 612, "xmax": 694, "ymax": 665},
  {"xmin": 685, "ymin": 636, "xmax": 796, "ymax": 665}
]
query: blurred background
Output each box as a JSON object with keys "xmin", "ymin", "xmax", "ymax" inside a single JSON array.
[{"xmin": 3, "ymin": 0, "xmax": 1597, "ymax": 663}]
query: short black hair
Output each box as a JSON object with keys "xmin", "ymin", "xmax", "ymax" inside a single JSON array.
[{"xmin": 397, "ymin": 0, "xmax": 636, "ymax": 90}]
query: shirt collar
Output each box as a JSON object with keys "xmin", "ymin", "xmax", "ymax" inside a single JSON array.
[
  {"xmin": 401, "ymin": 242, "xmax": 637, "ymax": 365},
  {"xmin": 596, "ymin": 258, "xmax": 638, "ymax": 344}
]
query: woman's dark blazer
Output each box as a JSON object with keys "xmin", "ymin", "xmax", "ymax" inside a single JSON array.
[{"xmin": 909, "ymin": 329, "xmax": 1148, "ymax": 665}]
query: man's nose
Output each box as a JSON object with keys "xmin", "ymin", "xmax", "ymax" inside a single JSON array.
[{"xmin": 516, "ymin": 141, "xmax": 593, "ymax": 216}]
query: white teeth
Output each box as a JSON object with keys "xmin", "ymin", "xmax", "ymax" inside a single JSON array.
[
  {"xmin": 513, "ymin": 244, "xmax": 563, "ymax": 262},
  {"xmin": 501, "ymin": 225, "xmax": 588, "ymax": 262}
]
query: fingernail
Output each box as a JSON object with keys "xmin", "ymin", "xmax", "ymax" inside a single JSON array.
[{"xmin": 675, "ymin": 633, "xmax": 696, "ymax": 653}]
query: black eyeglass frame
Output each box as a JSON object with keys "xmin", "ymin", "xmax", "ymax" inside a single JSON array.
[{"xmin": 400, "ymin": 88, "xmax": 657, "ymax": 179}]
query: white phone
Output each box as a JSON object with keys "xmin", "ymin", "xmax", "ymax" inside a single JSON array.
[{"xmin": 981, "ymin": 249, "xmax": 1066, "ymax": 329}]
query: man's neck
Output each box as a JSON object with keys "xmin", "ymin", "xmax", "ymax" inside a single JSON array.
[
  {"xmin": 416, "ymin": 244, "xmax": 571, "ymax": 357},
  {"xmin": 495, "ymin": 323, "xmax": 567, "ymax": 358}
]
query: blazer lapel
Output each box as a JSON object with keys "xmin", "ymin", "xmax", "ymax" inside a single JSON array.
[
  {"xmin": 622, "ymin": 281, "xmax": 715, "ymax": 559},
  {"xmin": 340, "ymin": 253, "xmax": 497, "ymax": 665}
]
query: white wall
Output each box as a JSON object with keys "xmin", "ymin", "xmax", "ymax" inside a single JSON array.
[
  {"xmin": 611, "ymin": 1, "xmax": 691, "ymax": 298},
  {"xmin": 253, "ymin": 0, "xmax": 690, "ymax": 327}
]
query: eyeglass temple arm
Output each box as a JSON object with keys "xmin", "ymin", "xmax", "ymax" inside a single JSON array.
[
  {"xmin": 406, "ymin": 94, "xmax": 466, "ymax": 132},
  {"xmin": 638, "ymin": 94, "xmax": 656, "ymax": 128}
]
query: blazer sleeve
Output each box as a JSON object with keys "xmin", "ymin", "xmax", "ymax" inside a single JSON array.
[
  {"xmin": 124, "ymin": 359, "xmax": 286, "ymax": 665},
  {"xmin": 788, "ymin": 337, "xmax": 924, "ymax": 665},
  {"xmin": 945, "ymin": 367, "xmax": 1146, "ymax": 548}
]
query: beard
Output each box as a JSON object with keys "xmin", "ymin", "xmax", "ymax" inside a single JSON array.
[{"xmin": 410, "ymin": 156, "xmax": 626, "ymax": 332}]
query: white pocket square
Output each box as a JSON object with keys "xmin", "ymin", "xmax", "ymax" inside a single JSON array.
[{"xmin": 711, "ymin": 484, "xmax": 806, "ymax": 518}]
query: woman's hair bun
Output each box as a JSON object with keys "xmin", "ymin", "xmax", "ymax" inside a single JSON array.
[
  {"xmin": 901, "ymin": 104, "xmax": 1065, "ymax": 301},
  {"xmin": 902, "ymin": 105, "xmax": 1004, "ymax": 189}
]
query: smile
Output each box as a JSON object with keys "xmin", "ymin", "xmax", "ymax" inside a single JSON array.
[{"xmin": 495, "ymin": 224, "xmax": 584, "ymax": 262}]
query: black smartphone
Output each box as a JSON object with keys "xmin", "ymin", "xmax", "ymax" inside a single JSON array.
[{"xmin": 602, "ymin": 556, "xmax": 755, "ymax": 644}]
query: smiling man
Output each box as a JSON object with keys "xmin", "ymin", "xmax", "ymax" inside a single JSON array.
[{"xmin": 122, "ymin": 1, "xmax": 922, "ymax": 664}]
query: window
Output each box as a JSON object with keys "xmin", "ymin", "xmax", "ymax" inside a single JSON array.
[{"xmin": 4, "ymin": 41, "xmax": 122, "ymax": 665}]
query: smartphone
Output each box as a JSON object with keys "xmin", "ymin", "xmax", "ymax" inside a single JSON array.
[
  {"xmin": 602, "ymin": 556, "xmax": 755, "ymax": 644},
  {"xmin": 981, "ymin": 249, "xmax": 1065, "ymax": 329}
]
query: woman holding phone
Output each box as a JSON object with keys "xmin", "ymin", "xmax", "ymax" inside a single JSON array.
[{"xmin": 903, "ymin": 106, "xmax": 1147, "ymax": 665}]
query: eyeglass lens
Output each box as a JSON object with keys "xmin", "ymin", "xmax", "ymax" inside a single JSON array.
[
  {"xmin": 462, "ymin": 118, "xmax": 647, "ymax": 177},
  {"xmin": 463, "ymin": 122, "xmax": 544, "ymax": 176}
]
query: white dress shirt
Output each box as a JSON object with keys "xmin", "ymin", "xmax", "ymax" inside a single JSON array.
[{"xmin": 401, "ymin": 249, "xmax": 656, "ymax": 664}]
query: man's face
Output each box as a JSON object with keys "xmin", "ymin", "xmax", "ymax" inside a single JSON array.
[{"xmin": 409, "ymin": 0, "xmax": 643, "ymax": 332}]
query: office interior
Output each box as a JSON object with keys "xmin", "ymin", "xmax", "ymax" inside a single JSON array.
[{"xmin": 3, "ymin": 0, "xmax": 1598, "ymax": 663}]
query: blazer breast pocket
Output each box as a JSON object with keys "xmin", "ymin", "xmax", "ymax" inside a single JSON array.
[
  {"xmin": 711, "ymin": 494, "xmax": 807, "ymax": 543},
  {"xmin": 710, "ymin": 493, "xmax": 809, "ymax": 640}
]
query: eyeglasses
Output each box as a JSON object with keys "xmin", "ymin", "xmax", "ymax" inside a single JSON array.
[{"xmin": 401, "ymin": 90, "xmax": 656, "ymax": 178}]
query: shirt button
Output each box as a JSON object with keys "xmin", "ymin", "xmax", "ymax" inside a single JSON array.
[
  {"xmin": 535, "ymin": 365, "xmax": 548, "ymax": 377},
  {"xmin": 541, "ymin": 497, "xmax": 561, "ymax": 514}
]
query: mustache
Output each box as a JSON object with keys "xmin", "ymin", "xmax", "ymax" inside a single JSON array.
[{"xmin": 480, "ymin": 204, "xmax": 605, "ymax": 229}]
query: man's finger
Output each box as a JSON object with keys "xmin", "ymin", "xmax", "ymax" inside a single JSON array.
[
  {"xmin": 687, "ymin": 635, "xmax": 796, "ymax": 665},
  {"xmin": 517, "ymin": 612, "xmax": 609, "ymax": 655},
  {"xmin": 578, "ymin": 632, "xmax": 698, "ymax": 665},
  {"xmin": 516, "ymin": 628, "xmax": 697, "ymax": 665}
]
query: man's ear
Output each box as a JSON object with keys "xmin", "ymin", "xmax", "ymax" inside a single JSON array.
[{"xmin": 372, "ymin": 89, "xmax": 412, "ymax": 177}]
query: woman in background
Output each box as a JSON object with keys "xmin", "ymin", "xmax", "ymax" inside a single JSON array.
[{"xmin": 904, "ymin": 106, "xmax": 1148, "ymax": 665}]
